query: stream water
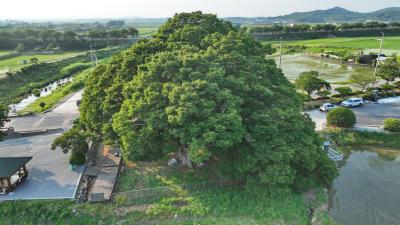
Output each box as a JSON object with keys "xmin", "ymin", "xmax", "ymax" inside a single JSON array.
[
  {"xmin": 9, "ymin": 77, "xmax": 73, "ymax": 113},
  {"xmin": 330, "ymin": 148, "xmax": 400, "ymax": 225}
]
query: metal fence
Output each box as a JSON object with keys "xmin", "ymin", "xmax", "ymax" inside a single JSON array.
[{"xmin": 112, "ymin": 179, "xmax": 243, "ymax": 205}]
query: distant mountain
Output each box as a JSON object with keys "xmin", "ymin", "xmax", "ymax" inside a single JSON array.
[{"xmin": 225, "ymin": 7, "xmax": 400, "ymax": 24}]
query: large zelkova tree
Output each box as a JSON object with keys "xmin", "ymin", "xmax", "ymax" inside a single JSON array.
[
  {"xmin": 80, "ymin": 12, "xmax": 337, "ymax": 190},
  {"xmin": 0, "ymin": 104, "xmax": 10, "ymax": 140},
  {"xmin": 295, "ymin": 71, "xmax": 331, "ymax": 96}
]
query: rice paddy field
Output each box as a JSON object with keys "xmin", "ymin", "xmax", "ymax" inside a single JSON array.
[
  {"xmin": 0, "ymin": 52, "xmax": 83, "ymax": 71},
  {"xmin": 0, "ymin": 50, "xmax": 13, "ymax": 56},
  {"xmin": 291, "ymin": 37, "xmax": 400, "ymax": 51}
]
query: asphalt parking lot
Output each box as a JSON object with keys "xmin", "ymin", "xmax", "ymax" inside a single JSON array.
[
  {"xmin": 0, "ymin": 133, "xmax": 83, "ymax": 201},
  {"xmin": 306, "ymin": 101, "xmax": 400, "ymax": 130}
]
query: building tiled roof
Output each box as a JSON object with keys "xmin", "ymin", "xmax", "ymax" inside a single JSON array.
[{"xmin": 0, "ymin": 157, "xmax": 32, "ymax": 178}]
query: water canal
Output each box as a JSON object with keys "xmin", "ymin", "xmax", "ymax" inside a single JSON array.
[{"xmin": 330, "ymin": 147, "xmax": 400, "ymax": 225}]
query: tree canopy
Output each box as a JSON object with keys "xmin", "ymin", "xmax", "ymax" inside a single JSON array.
[
  {"xmin": 0, "ymin": 104, "xmax": 9, "ymax": 140},
  {"xmin": 295, "ymin": 71, "xmax": 331, "ymax": 96},
  {"xmin": 80, "ymin": 12, "xmax": 337, "ymax": 190}
]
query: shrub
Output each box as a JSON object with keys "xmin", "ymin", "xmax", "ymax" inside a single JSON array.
[
  {"xmin": 316, "ymin": 90, "xmax": 331, "ymax": 99},
  {"xmin": 69, "ymin": 151, "xmax": 86, "ymax": 165},
  {"xmin": 32, "ymin": 89, "xmax": 41, "ymax": 97},
  {"xmin": 327, "ymin": 107, "xmax": 356, "ymax": 128},
  {"xmin": 384, "ymin": 118, "xmax": 400, "ymax": 132},
  {"xmin": 380, "ymin": 84, "xmax": 395, "ymax": 91},
  {"xmin": 298, "ymin": 92, "xmax": 312, "ymax": 101},
  {"xmin": 335, "ymin": 86, "xmax": 352, "ymax": 97},
  {"xmin": 394, "ymin": 81, "xmax": 400, "ymax": 88}
]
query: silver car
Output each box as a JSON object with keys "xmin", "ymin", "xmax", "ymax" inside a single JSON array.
[
  {"xmin": 341, "ymin": 98, "xmax": 363, "ymax": 107},
  {"xmin": 320, "ymin": 103, "xmax": 337, "ymax": 112}
]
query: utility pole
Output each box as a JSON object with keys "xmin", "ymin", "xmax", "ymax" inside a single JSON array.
[
  {"xmin": 90, "ymin": 45, "xmax": 95, "ymax": 67},
  {"xmin": 279, "ymin": 37, "xmax": 283, "ymax": 68},
  {"xmin": 372, "ymin": 32, "xmax": 384, "ymax": 88}
]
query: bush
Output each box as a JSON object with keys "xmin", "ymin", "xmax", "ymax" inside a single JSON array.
[
  {"xmin": 394, "ymin": 81, "xmax": 400, "ymax": 88},
  {"xmin": 380, "ymin": 84, "xmax": 395, "ymax": 91},
  {"xmin": 32, "ymin": 89, "xmax": 41, "ymax": 97},
  {"xmin": 384, "ymin": 118, "xmax": 400, "ymax": 132},
  {"xmin": 69, "ymin": 151, "xmax": 86, "ymax": 165},
  {"xmin": 298, "ymin": 92, "xmax": 312, "ymax": 101},
  {"xmin": 327, "ymin": 107, "xmax": 356, "ymax": 128},
  {"xmin": 335, "ymin": 86, "xmax": 352, "ymax": 97}
]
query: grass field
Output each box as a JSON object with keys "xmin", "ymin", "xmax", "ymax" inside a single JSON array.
[
  {"xmin": 137, "ymin": 27, "xmax": 159, "ymax": 37},
  {"xmin": 0, "ymin": 52, "xmax": 82, "ymax": 70},
  {"xmin": 0, "ymin": 159, "xmax": 338, "ymax": 224},
  {"xmin": 0, "ymin": 50, "xmax": 12, "ymax": 56},
  {"xmin": 290, "ymin": 37, "xmax": 400, "ymax": 51}
]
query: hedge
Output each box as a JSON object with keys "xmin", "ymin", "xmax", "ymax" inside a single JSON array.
[
  {"xmin": 384, "ymin": 118, "xmax": 400, "ymax": 132},
  {"xmin": 327, "ymin": 107, "xmax": 356, "ymax": 128}
]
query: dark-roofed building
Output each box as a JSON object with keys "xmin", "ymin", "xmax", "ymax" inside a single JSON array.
[{"xmin": 0, "ymin": 157, "xmax": 32, "ymax": 194}]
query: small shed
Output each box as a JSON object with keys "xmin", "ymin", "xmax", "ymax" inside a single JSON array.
[{"xmin": 0, "ymin": 157, "xmax": 32, "ymax": 194}]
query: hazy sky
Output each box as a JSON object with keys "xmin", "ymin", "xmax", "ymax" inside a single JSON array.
[{"xmin": 2, "ymin": 0, "xmax": 399, "ymax": 20}]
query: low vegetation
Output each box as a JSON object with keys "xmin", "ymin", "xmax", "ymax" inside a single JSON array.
[
  {"xmin": 326, "ymin": 129, "xmax": 400, "ymax": 148},
  {"xmin": 21, "ymin": 69, "xmax": 91, "ymax": 113},
  {"xmin": 327, "ymin": 108, "xmax": 356, "ymax": 128},
  {"xmin": 384, "ymin": 118, "xmax": 400, "ymax": 132}
]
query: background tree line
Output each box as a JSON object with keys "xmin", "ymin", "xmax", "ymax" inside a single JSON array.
[
  {"xmin": 0, "ymin": 27, "xmax": 139, "ymax": 51},
  {"xmin": 250, "ymin": 21, "xmax": 400, "ymax": 34}
]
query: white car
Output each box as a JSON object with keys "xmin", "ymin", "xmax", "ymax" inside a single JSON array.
[
  {"xmin": 341, "ymin": 98, "xmax": 363, "ymax": 108},
  {"xmin": 319, "ymin": 103, "xmax": 337, "ymax": 112}
]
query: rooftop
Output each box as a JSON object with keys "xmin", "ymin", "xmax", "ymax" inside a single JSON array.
[{"xmin": 0, "ymin": 157, "xmax": 32, "ymax": 178}]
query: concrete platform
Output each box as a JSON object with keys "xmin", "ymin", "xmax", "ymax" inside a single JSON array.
[{"xmin": 0, "ymin": 133, "xmax": 83, "ymax": 201}]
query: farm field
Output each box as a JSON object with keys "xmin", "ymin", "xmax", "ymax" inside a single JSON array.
[
  {"xmin": 0, "ymin": 52, "xmax": 83, "ymax": 70},
  {"xmin": 291, "ymin": 36, "xmax": 400, "ymax": 51},
  {"xmin": 0, "ymin": 50, "xmax": 12, "ymax": 56},
  {"xmin": 137, "ymin": 27, "xmax": 159, "ymax": 37}
]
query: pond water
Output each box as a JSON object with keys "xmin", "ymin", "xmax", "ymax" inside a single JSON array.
[
  {"xmin": 9, "ymin": 77, "xmax": 73, "ymax": 113},
  {"xmin": 274, "ymin": 54, "xmax": 374, "ymax": 83},
  {"xmin": 330, "ymin": 148, "xmax": 400, "ymax": 225}
]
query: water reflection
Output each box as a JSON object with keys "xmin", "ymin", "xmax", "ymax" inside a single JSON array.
[
  {"xmin": 9, "ymin": 77, "xmax": 73, "ymax": 113},
  {"xmin": 330, "ymin": 149, "xmax": 400, "ymax": 225},
  {"xmin": 274, "ymin": 54, "xmax": 374, "ymax": 83}
]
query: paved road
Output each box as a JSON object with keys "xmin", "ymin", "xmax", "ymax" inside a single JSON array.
[
  {"xmin": 306, "ymin": 101, "xmax": 400, "ymax": 131},
  {"xmin": 5, "ymin": 90, "xmax": 82, "ymax": 132},
  {"xmin": 0, "ymin": 91, "xmax": 84, "ymax": 201},
  {"xmin": 0, "ymin": 133, "xmax": 83, "ymax": 201}
]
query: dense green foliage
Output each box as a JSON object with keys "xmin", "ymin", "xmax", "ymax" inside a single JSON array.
[
  {"xmin": 384, "ymin": 118, "xmax": 400, "ymax": 132},
  {"xmin": 295, "ymin": 71, "xmax": 331, "ymax": 95},
  {"xmin": 327, "ymin": 108, "xmax": 356, "ymax": 128},
  {"xmin": 51, "ymin": 127, "xmax": 88, "ymax": 165},
  {"xmin": 250, "ymin": 21, "xmax": 400, "ymax": 34},
  {"xmin": 335, "ymin": 87, "xmax": 353, "ymax": 97},
  {"xmin": 0, "ymin": 27, "xmax": 138, "ymax": 51},
  {"xmin": 0, "ymin": 104, "xmax": 9, "ymax": 140},
  {"xmin": 377, "ymin": 59, "xmax": 400, "ymax": 84},
  {"xmin": 80, "ymin": 12, "xmax": 337, "ymax": 190}
]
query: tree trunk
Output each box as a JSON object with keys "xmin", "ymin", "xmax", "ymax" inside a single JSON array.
[{"xmin": 178, "ymin": 145, "xmax": 192, "ymax": 168}]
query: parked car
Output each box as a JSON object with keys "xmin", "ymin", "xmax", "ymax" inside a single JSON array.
[
  {"xmin": 319, "ymin": 103, "xmax": 337, "ymax": 112},
  {"xmin": 341, "ymin": 98, "xmax": 363, "ymax": 107}
]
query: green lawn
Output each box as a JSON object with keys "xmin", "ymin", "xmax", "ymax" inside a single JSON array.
[
  {"xmin": 0, "ymin": 50, "xmax": 12, "ymax": 56},
  {"xmin": 137, "ymin": 27, "xmax": 159, "ymax": 37},
  {"xmin": 291, "ymin": 37, "xmax": 400, "ymax": 50},
  {"xmin": 0, "ymin": 52, "xmax": 82, "ymax": 70},
  {"xmin": 0, "ymin": 159, "xmax": 338, "ymax": 224}
]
